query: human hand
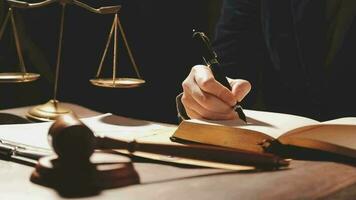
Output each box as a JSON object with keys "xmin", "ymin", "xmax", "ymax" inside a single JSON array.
[{"xmin": 181, "ymin": 65, "xmax": 251, "ymax": 120}]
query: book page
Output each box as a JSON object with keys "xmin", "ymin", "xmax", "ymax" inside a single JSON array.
[
  {"xmin": 322, "ymin": 117, "xmax": 356, "ymax": 125},
  {"xmin": 279, "ymin": 117, "xmax": 356, "ymax": 158},
  {"xmin": 189, "ymin": 110, "xmax": 320, "ymax": 139}
]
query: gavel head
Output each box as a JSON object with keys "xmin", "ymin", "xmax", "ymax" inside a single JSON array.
[{"xmin": 48, "ymin": 114, "xmax": 96, "ymax": 163}]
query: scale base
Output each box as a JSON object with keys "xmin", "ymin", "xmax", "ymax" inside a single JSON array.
[
  {"xmin": 27, "ymin": 100, "xmax": 72, "ymax": 122},
  {"xmin": 30, "ymin": 151, "xmax": 139, "ymax": 197}
]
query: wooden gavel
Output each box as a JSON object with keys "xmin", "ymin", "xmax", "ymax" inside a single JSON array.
[{"xmin": 48, "ymin": 114, "xmax": 289, "ymax": 168}]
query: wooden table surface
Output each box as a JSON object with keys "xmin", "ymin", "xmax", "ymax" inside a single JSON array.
[{"xmin": 0, "ymin": 103, "xmax": 356, "ymax": 200}]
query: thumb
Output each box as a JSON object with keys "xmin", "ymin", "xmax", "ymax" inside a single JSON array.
[{"xmin": 227, "ymin": 78, "xmax": 251, "ymax": 103}]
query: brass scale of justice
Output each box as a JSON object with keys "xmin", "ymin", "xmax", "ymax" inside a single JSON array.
[{"xmin": 0, "ymin": 0, "xmax": 145, "ymax": 121}]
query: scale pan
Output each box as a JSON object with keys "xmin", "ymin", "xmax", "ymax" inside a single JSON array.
[
  {"xmin": 90, "ymin": 78, "xmax": 145, "ymax": 88},
  {"xmin": 0, "ymin": 72, "xmax": 40, "ymax": 83}
]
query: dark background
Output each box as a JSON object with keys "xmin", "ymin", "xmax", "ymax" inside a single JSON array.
[{"xmin": 0, "ymin": 0, "xmax": 222, "ymax": 124}]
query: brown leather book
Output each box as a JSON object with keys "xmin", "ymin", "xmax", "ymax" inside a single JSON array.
[{"xmin": 171, "ymin": 110, "xmax": 356, "ymax": 159}]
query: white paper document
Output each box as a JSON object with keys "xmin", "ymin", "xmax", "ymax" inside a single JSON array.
[{"xmin": 0, "ymin": 113, "xmax": 171, "ymax": 151}]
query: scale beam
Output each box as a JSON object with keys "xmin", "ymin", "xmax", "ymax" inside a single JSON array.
[
  {"xmin": 6, "ymin": 0, "xmax": 121, "ymax": 14},
  {"xmin": 6, "ymin": 0, "xmax": 57, "ymax": 9}
]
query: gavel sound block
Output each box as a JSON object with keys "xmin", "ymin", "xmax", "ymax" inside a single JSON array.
[{"xmin": 30, "ymin": 114, "xmax": 140, "ymax": 195}]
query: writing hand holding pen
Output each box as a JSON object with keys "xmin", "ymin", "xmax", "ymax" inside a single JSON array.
[
  {"xmin": 180, "ymin": 31, "xmax": 251, "ymax": 121},
  {"xmin": 181, "ymin": 65, "xmax": 251, "ymax": 120}
]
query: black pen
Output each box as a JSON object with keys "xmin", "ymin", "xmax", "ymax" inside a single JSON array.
[
  {"xmin": 192, "ymin": 30, "xmax": 247, "ymax": 123},
  {"xmin": 0, "ymin": 139, "xmax": 50, "ymax": 161}
]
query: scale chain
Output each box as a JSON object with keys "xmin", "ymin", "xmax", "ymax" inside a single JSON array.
[
  {"xmin": 96, "ymin": 15, "xmax": 116, "ymax": 78},
  {"xmin": 10, "ymin": 8, "xmax": 26, "ymax": 73}
]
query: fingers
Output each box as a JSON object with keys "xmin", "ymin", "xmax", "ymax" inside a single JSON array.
[
  {"xmin": 194, "ymin": 66, "xmax": 236, "ymax": 106},
  {"xmin": 181, "ymin": 65, "xmax": 251, "ymax": 120},
  {"xmin": 182, "ymin": 66, "xmax": 233, "ymax": 113},
  {"xmin": 182, "ymin": 93, "xmax": 238, "ymax": 120},
  {"xmin": 186, "ymin": 82, "xmax": 234, "ymax": 113},
  {"xmin": 228, "ymin": 78, "xmax": 252, "ymax": 102}
]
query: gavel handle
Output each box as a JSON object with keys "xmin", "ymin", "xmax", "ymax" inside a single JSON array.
[{"xmin": 95, "ymin": 136, "xmax": 289, "ymax": 168}]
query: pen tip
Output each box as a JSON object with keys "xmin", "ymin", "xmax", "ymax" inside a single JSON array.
[
  {"xmin": 278, "ymin": 159, "xmax": 290, "ymax": 167},
  {"xmin": 235, "ymin": 105, "xmax": 247, "ymax": 124}
]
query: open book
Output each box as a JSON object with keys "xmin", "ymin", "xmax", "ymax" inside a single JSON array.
[{"xmin": 171, "ymin": 110, "xmax": 356, "ymax": 159}]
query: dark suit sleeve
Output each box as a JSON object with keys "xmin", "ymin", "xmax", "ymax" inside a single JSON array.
[{"xmin": 213, "ymin": 0, "xmax": 270, "ymax": 107}]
